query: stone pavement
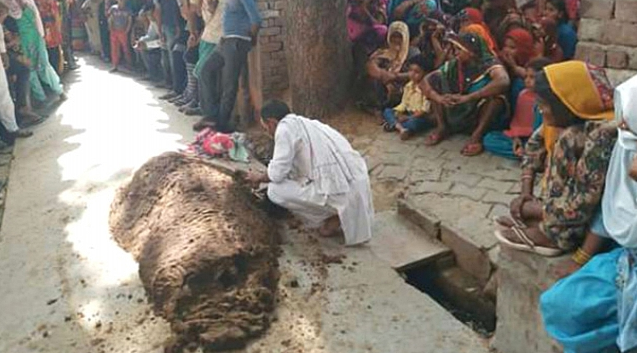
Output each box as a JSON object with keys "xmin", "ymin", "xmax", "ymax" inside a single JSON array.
[
  {"xmin": 334, "ymin": 116, "xmax": 521, "ymax": 291},
  {"xmin": 0, "ymin": 144, "xmax": 13, "ymax": 235}
]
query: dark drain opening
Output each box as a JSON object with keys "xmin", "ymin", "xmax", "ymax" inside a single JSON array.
[{"xmin": 400, "ymin": 261, "xmax": 496, "ymax": 337}]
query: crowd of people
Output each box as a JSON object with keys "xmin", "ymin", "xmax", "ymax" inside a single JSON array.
[
  {"xmin": 0, "ymin": 0, "xmax": 262, "ymax": 147},
  {"xmin": 347, "ymin": 0, "xmax": 636, "ymax": 352}
]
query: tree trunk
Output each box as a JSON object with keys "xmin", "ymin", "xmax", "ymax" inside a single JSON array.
[{"xmin": 284, "ymin": 0, "xmax": 352, "ymax": 118}]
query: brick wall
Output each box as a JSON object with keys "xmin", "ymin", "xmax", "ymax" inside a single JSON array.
[
  {"xmin": 576, "ymin": 0, "xmax": 637, "ymax": 85},
  {"xmin": 257, "ymin": 0, "xmax": 289, "ymax": 97}
]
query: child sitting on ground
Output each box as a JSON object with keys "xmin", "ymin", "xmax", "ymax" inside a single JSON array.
[
  {"xmin": 108, "ymin": 0, "xmax": 132, "ymax": 72},
  {"xmin": 382, "ymin": 55, "xmax": 433, "ymax": 140},
  {"xmin": 483, "ymin": 57, "xmax": 552, "ymax": 159}
]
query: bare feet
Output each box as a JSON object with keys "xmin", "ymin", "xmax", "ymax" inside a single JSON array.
[{"xmin": 319, "ymin": 216, "xmax": 341, "ymax": 238}]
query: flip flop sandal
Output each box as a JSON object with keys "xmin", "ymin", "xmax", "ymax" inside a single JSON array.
[
  {"xmin": 492, "ymin": 215, "xmax": 527, "ymax": 230},
  {"xmin": 494, "ymin": 227, "xmax": 562, "ymax": 257},
  {"xmin": 383, "ymin": 122, "xmax": 396, "ymax": 132},
  {"xmin": 462, "ymin": 142, "xmax": 484, "ymax": 156}
]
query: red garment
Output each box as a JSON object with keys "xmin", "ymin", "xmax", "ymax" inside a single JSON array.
[
  {"xmin": 465, "ymin": 7, "xmax": 484, "ymax": 24},
  {"xmin": 505, "ymin": 28, "xmax": 536, "ymax": 67},
  {"xmin": 36, "ymin": 0, "xmax": 63, "ymax": 48},
  {"xmin": 110, "ymin": 29, "xmax": 131, "ymax": 67},
  {"xmin": 504, "ymin": 88, "xmax": 536, "ymax": 138}
]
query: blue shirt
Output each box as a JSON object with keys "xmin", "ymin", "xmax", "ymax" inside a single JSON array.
[
  {"xmin": 154, "ymin": 0, "xmax": 181, "ymax": 29},
  {"xmin": 222, "ymin": 0, "xmax": 262, "ymax": 39},
  {"xmin": 557, "ymin": 23, "xmax": 578, "ymax": 60}
]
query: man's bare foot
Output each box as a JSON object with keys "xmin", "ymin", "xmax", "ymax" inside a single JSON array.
[{"xmin": 319, "ymin": 216, "xmax": 341, "ymax": 237}]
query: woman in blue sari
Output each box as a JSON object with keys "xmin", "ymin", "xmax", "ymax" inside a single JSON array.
[
  {"xmin": 540, "ymin": 74, "xmax": 637, "ymax": 353},
  {"xmin": 421, "ymin": 33, "xmax": 510, "ymax": 156},
  {"xmin": 387, "ymin": 0, "xmax": 440, "ymax": 37}
]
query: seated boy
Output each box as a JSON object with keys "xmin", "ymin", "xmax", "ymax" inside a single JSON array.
[{"xmin": 382, "ymin": 55, "xmax": 433, "ymax": 140}]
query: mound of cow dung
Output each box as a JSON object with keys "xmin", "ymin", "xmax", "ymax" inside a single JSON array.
[{"xmin": 109, "ymin": 152, "xmax": 279, "ymax": 352}]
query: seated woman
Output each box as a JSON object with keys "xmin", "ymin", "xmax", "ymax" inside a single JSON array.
[
  {"xmin": 540, "ymin": 74, "xmax": 637, "ymax": 353},
  {"xmin": 500, "ymin": 28, "xmax": 537, "ymax": 111},
  {"xmin": 347, "ymin": 0, "xmax": 389, "ymax": 56},
  {"xmin": 413, "ymin": 18, "xmax": 447, "ymax": 71},
  {"xmin": 495, "ymin": 61, "xmax": 617, "ymax": 256},
  {"xmin": 544, "ymin": 0, "xmax": 577, "ymax": 60},
  {"xmin": 361, "ymin": 21, "xmax": 418, "ymax": 113},
  {"xmin": 387, "ymin": 0, "xmax": 439, "ymax": 37},
  {"xmin": 421, "ymin": 33, "xmax": 510, "ymax": 156},
  {"xmin": 531, "ymin": 17, "xmax": 564, "ymax": 63}
]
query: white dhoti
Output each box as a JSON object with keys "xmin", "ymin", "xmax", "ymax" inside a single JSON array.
[
  {"xmin": 266, "ymin": 114, "xmax": 374, "ymax": 246},
  {"xmin": 0, "ymin": 25, "xmax": 19, "ymax": 134},
  {"xmin": 268, "ymin": 177, "xmax": 373, "ymax": 246}
]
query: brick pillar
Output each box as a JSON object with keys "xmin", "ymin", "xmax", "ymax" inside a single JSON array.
[{"xmin": 257, "ymin": 0, "xmax": 289, "ymax": 99}]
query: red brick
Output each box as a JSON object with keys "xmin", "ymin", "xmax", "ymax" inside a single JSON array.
[
  {"xmin": 615, "ymin": 0, "xmax": 637, "ymax": 23},
  {"xmin": 261, "ymin": 42, "xmax": 283, "ymax": 53},
  {"xmin": 260, "ymin": 26, "xmax": 281, "ymax": 36},
  {"xmin": 575, "ymin": 42, "xmax": 607, "ymax": 67},
  {"xmin": 607, "ymin": 49, "xmax": 629, "ymax": 69},
  {"xmin": 580, "ymin": 0, "xmax": 615, "ymax": 19}
]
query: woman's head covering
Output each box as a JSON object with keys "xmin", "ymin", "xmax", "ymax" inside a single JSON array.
[
  {"xmin": 373, "ymin": 21, "xmax": 411, "ymax": 72},
  {"xmin": 600, "ymin": 74, "xmax": 637, "ymax": 248},
  {"xmin": 465, "ymin": 7, "xmax": 484, "ymax": 23},
  {"xmin": 505, "ymin": 28, "xmax": 536, "ymax": 66},
  {"xmin": 463, "ymin": 24, "xmax": 497, "ymax": 54},
  {"xmin": 448, "ymin": 32, "xmax": 493, "ymax": 59},
  {"xmin": 536, "ymin": 61, "xmax": 615, "ymax": 154},
  {"xmin": 1, "ymin": 0, "xmax": 23, "ymax": 18}
]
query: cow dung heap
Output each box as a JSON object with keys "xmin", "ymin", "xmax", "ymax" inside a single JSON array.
[{"xmin": 109, "ymin": 152, "xmax": 280, "ymax": 352}]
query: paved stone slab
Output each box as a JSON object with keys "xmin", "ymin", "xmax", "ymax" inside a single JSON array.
[
  {"xmin": 370, "ymin": 212, "xmax": 451, "ymax": 270},
  {"xmin": 413, "ymin": 181, "xmax": 453, "ymax": 194},
  {"xmin": 444, "ymin": 171, "xmax": 483, "ymax": 187},
  {"xmin": 483, "ymin": 191, "xmax": 515, "ymax": 205},
  {"xmin": 477, "ymin": 178, "xmax": 515, "ymax": 191},
  {"xmin": 397, "ymin": 198, "xmax": 441, "ymax": 239},
  {"xmin": 448, "ymin": 183, "xmax": 488, "ymax": 201},
  {"xmin": 378, "ymin": 165, "xmax": 408, "ymax": 181},
  {"xmin": 408, "ymin": 167, "xmax": 442, "ymax": 184}
]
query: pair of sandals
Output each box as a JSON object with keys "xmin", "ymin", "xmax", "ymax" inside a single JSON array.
[
  {"xmin": 493, "ymin": 216, "xmax": 562, "ymax": 257},
  {"xmin": 422, "ymin": 131, "xmax": 483, "ymax": 156}
]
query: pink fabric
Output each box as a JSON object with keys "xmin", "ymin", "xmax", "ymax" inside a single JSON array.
[
  {"xmin": 504, "ymin": 89, "xmax": 537, "ymax": 138},
  {"xmin": 346, "ymin": 5, "xmax": 387, "ymax": 42}
]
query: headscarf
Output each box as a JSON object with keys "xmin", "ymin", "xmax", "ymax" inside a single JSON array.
[
  {"xmin": 388, "ymin": 0, "xmax": 438, "ymax": 36},
  {"xmin": 536, "ymin": 61, "xmax": 615, "ymax": 155},
  {"xmin": 504, "ymin": 28, "xmax": 536, "ymax": 66},
  {"xmin": 444, "ymin": 33, "xmax": 500, "ymax": 93},
  {"xmin": 370, "ymin": 21, "xmax": 410, "ymax": 73},
  {"xmin": 464, "ymin": 7, "xmax": 483, "ymax": 23},
  {"xmin": 601, "ymin": 74, "xmax": 637, "ymax": 248},
  {"xmin": 1, "ymin": 0, "xmax": 23, "ymax": 18},
  {"xmin": 463, "ymin": 24, "xmax": 497, "ymax": 55}
]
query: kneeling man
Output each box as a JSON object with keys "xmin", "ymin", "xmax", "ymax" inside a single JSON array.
[{"xmin": 246, "ymin": 100, "xmax": 374, "ymax": 246}]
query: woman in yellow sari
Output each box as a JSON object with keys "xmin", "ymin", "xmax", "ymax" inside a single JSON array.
[{"xmin": 495, "ymin": 61, "xmax": 617, "ymax": 257}]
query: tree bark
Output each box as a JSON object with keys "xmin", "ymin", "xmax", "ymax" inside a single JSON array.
[{"xmin": 284, "ymin": 0, "xmax": 352, "ymax": 118}]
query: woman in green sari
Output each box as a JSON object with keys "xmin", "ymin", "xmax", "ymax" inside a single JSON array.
[
  {"xmin": 421, "ymin": 33, "xmax": 510, "ymax": 156},
  {"xmin": 4, "ymin": 0, "xmax": 64, "ymax": 103}
]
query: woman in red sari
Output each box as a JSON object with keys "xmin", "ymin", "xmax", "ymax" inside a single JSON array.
[{"xmin": 35, "ymin": 0, "xmax": 63, "ymax": 74}]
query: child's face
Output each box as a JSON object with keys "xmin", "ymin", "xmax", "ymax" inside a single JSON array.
[
  {"xmin": 408, "ymin": 64, "xmax": 425, "ymax": 84},
  {"xmin": 389, "ymin": 33, "xmax": 403, "ymax": 49},
  {"xmin": 544, "ymin": 2, "xmax": 561, "ymax": 22},
  {"xmin": 502, "ymin": 37, "xmax": 518, "ymax": 60},
  {"xmin": 523, "ymin": 7, "xmax": 537, "ymax": 22},
  {"xmin": 524, "ymin": 68, "xmax": 536, "ymax": 90}
]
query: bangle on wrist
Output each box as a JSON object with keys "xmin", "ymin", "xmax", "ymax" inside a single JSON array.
[{"xmin": 572, "ymin": 247, "xmax": 592, "ymax": 266}]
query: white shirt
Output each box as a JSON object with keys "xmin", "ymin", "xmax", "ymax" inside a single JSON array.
[{"xmin": 201, "ymin": 0, "xmax": 224, "ymax": 44}]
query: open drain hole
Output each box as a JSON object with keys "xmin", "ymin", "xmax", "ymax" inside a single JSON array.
[{"xmin": 399, "ymin": 261, "xmax": 496, "ymax": 337}]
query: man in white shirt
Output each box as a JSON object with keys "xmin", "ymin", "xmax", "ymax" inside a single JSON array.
[{"xmin": 246, "ymin": 100, "xmax": 374, "ymax": 246}]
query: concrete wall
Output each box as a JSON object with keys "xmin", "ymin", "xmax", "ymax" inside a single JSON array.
[
  {"xmin": 257, "ymin": 0, "xmax": 289, "ymax": 98},
  {"xmin": 576, "ymin": 0, "xmax": 637, "ymax": 85}
]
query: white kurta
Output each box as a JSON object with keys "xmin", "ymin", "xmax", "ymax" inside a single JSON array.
[
  {"xmin": 267, "ymin": 114, "xmax": 374, "ymax": 246},
  {"xmin": 0, "ymin": 25, "xmax": 19, "ymax": 133}
]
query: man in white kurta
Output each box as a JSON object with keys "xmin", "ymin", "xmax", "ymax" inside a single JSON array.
[{"xmin": 248, "ymin": 101, "xmax": 374, "ymax": 246}]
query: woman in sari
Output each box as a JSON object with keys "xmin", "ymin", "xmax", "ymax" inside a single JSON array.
[
  {"xmin": 531, "ymin": 17, "xmax": 564, "ymax": 63},
  {"xmin": 361, "ymin": 21, "xmax": 417, "ymax": 113},
  {"xmin": 500, "ymin": 28, "xmax": 537, "ymax": 112},
  {"xmin": 495, "ymin": 61, "xmax": 617, "ymax": 256},
  {"xmin": 540, "ymin": 74, "xmax": 637, "ymax": 353},
  {"xmin": 3, "ymin": 0, "xmax": 64, "ymax": 103},
  {"xmin": 421, "ymin": 33, "xmax": 510, "ymax": 156},
  {"xmin": 413, "ymin": 18, "xmax": 446, "ymax": 71}
]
